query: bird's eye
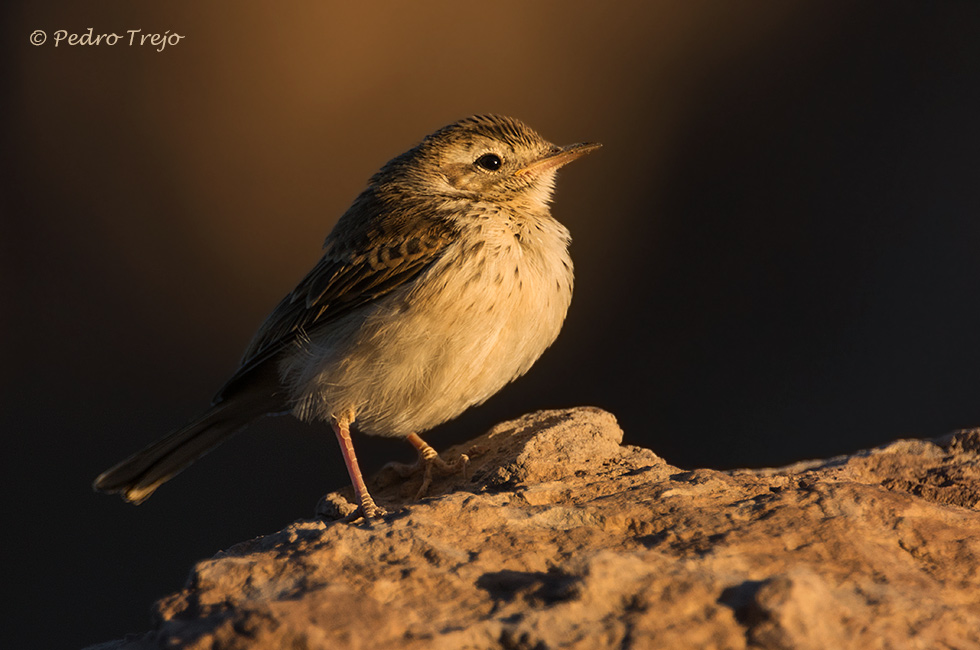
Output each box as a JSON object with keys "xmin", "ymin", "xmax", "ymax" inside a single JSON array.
[{"xmin": 475, "ymin": 153, "xmax": 503, "ymax": 171}]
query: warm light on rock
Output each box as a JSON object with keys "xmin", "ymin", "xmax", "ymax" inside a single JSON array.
[{"xmin": 88, "ymin": 408, "xmax": 980, "ymax": 649}]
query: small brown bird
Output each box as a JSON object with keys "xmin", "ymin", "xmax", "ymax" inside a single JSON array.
[{"xmin": 94, "ymin": 115, "xmax": 600, "ymax": 519}]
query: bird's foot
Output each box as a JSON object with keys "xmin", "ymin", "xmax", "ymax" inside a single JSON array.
[
  {"xmin": 391, "ymin": 434, "xmax": 469, "ymax": 500},
  {"xmin": 340, "ymin": 495, "xmax": 388, "ymax": 524}
]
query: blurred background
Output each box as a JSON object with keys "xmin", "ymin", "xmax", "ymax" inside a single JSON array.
[{"xmin": 4, "ymin": 1, "xmax": 980, "ymax": 647}]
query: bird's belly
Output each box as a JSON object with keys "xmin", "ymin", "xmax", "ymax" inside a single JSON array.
[{"xmin": 284, "ymin": 242, "xmax": 573, "ymax": 437}]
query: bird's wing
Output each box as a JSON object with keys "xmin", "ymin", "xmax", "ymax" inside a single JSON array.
[{"xmin": 213, "ymin": 198, "xmax": 459, "ymax": 403}]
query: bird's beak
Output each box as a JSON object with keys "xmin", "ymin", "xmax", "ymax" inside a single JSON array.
[{"xmin": 515, "ymin": 142, "xmax": 602, "ymax": 177}]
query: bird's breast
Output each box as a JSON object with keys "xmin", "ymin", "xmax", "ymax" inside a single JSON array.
[
  {"xmin": 419, "ymin": 213, "xmax": 574, "ymax": 371},
  {"xmin": 286, "ymin": 211, "xmax": 574, "ymax": 436}
]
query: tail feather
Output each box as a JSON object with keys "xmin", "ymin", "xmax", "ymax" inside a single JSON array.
[{"xmin": 93, "ymin": 398, "xmax": 273, "ymax": 504}]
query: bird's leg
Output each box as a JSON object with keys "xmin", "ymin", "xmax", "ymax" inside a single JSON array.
[
  {"xmin": 392, "ymin": 432, "xmax": 469, "ymax": 499},
  {"xmin": 330, "ymin": 414, "xmax": 386, "ymax": 520}
]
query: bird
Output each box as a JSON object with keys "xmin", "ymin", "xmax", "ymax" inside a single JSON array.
[{"xmin": 93, "ymin": 114, "xmax": 601, "ymax": 519}]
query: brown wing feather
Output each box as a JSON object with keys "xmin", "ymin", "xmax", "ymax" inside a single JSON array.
[{"xmin": 213, "ymin": 190, "xmax": 458, "ymax": 404}]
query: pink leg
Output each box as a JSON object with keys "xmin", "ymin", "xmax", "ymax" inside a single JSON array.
[
  {"xmin": 331, "ymin": 416, "xmax": 385, "ymax": 519},
  {"xmin": 406, "ymin": 432, "xmax": 441, "ymax": 462}
]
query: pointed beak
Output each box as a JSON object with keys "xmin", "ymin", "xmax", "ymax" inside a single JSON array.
[{"xmin": 515, "ymin": 142, "xmax": 602, "ymax": 177}]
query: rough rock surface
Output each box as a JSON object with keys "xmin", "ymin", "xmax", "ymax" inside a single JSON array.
[{"xmin": 91, "ymin": 407, "xmax": 980, "ymax": 650}]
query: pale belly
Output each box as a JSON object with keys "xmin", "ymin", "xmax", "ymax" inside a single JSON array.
[{"xmin": 281, "ymin": 235, "xmax": 573, "ymax": 437}]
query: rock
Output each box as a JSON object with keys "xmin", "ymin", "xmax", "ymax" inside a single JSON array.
[{"xmin": 89, "ymin": 407, "xmax": 980, "ymax": 650}]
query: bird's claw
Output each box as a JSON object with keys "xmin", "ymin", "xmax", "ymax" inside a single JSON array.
[
  {"xmin": 391, "ymin": 452, "xmax": 469, "ymax": 499},
  {"xmin": 340, "ymin": 499, "xmax": 388, "ymax": 524}
]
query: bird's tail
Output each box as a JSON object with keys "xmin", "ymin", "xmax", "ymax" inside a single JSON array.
[{"xmin": 93, "ymin": 394, "xmax": 279, "ymax": 505}]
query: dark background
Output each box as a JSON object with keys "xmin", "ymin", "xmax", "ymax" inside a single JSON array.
[{"xmin": 4, "ymin": 2, "xmax": 980, "ymax": 648}]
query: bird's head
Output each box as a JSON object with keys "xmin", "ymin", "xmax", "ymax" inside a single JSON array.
[{"xmin": 376, "ymin": 115, "xmax": 600, "ymax": 212}]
